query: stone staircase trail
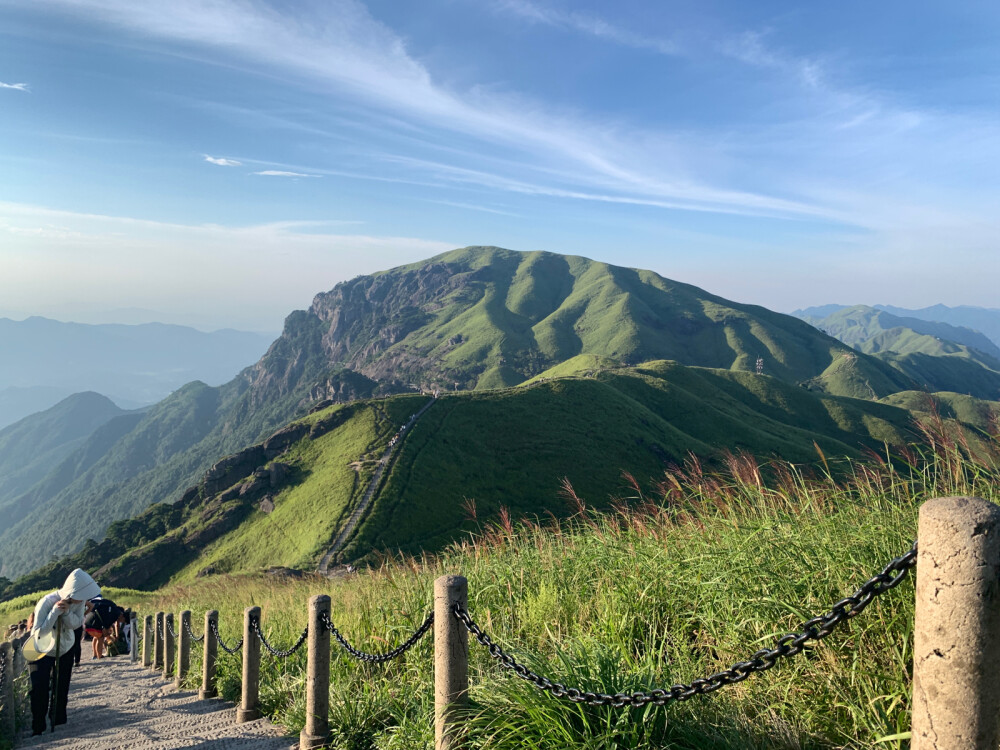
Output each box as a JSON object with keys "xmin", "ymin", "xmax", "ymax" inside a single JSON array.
[
  {"xmin": 17, "ymin": 652, "xmax": 295, "ymax": 750},
  {"xmin": 318, "ymin": 396, "xmax": 436, "ymax": 575}
]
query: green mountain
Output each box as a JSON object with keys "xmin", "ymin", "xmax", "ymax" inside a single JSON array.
[
  {"xmin": 1, "ymin": 357, "xmax": 928, "ymax": 597},
  {"xmin": 0, "ymin": 392, "xmax": 129, "ymax": 522},
  {"xmin": 0, "ymin": 247, "xmax": 927, "ymax": 580},
  {"xmin": 795, "ymin": 305, "xmax": 1000, "ymax": 400}
]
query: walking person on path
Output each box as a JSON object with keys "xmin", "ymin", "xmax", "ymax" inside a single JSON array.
[{"xmin": 25, "ymin": 568, "xmax": 101, "ymax": 736}]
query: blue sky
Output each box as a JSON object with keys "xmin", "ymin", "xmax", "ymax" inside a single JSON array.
[{"xmin": 1, "ymin": 0, "xmax": 997, "ymax": 331}]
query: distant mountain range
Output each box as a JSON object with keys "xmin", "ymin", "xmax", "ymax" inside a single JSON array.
[
  {"xmin": 794, "ymin": 304, "xmax": 1000, "ymax": 350},
  {"xmin": 792, "ymin": 305, "xmax": 1000, "ymax": 401},
  {"xmin": 1, "ymin": 248, "xmax": 997, "ymax": 585},
  {"xmin": 0, "ymin": 317, "xmax": 273, "ymax": 429}
]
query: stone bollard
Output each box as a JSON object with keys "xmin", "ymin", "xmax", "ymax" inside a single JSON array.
[
  {"xmin": 130, "ymin": 614, "xmax": 138, "ymax": 663},
  {"xmin": 163, "ymin": 613, "xmax": 175, "ymax": 681},
  {"xmin": 176, "ymin": 610, "xmax": 191, "ymax": 689},
  {"xmin": 912, "ymin": 496, "xmax": 1000, "ymax": 749},
  {"xmin": 199, "ymin": 610, "xmax": 218, "ymax": 700},
  {"xmin": 434, "ymin": 575, "xmax": 468, "ymax": 750},
  {"xmin": 0, "ymin": 642, "xmax": 13, "ymax": 739},
  {"xmin": 299, "ymin": 595, "xmax": 331, "ymax": 750},
  {"xmin": 154, "ymin": 611, "xmax": 164, "ymax": 670},
  {"xmin": 142, "ymin": 615, "xmax": 153, "ymax": 667},
  {"xmin": 236, "ymin": 606, "xmax": 261, "ymax": 723}
]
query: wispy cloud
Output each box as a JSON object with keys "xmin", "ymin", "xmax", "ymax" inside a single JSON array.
[
  {"xmin": 33, "ymin": 0, "xmax": 821, "ymax": 221},
  {"xmin": 252, "ymin": 170, "xmax": 321, "ymax": 178},
  {"xmin": 0, "ymin": 81, "xmax": 30, "ymax": 91},
  {"xmin": 204, "ymin": 154, "xmax": 242, "ymax": 166},
  {"xmin": 495, "ymin": 0, "xmax": 679, "ymax": 55}
]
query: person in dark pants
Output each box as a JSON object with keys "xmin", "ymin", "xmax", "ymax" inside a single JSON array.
[{"xmin": 26, "ymin": 569, "xmax": 101, "ymax": 736}]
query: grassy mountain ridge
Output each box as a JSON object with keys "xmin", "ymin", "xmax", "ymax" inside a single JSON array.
[
  {"xmin": 0, "ymin": 358, "xmax": 929, "ymax": 599},
  {"xmin": 0, "ymin": 247, "xmax": 957, "ymax": 580}
]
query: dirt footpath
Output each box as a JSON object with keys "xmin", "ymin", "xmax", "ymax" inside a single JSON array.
[{"xmin": 18, "ymin": 653, "xmax": 296, "ymax": 750}]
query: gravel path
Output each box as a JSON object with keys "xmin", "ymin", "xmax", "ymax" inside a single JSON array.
[{"xmin": 18, "ymin": 653, "xmax": 296, "ymax": 750}]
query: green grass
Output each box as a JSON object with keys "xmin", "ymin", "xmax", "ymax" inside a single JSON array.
[{"xmin": 111, "ymin": 419, "xmax": 999, "ymax": 749}]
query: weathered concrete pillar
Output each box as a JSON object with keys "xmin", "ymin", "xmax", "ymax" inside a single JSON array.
[
  {"xmin": 236, "ymin": 606, "xmax": 261, "ymax": 723},
  {"xmin": 435, "ymin": 575, "xmax": 468, "ymax": 750},
  {"xmin": 154, "ymin": 611, "xmax": 164, "ymax": 670},
  {"xmin": 130, "ymin": 614, "xmax": 138, "ymax": 663},
  {"xmin": 176, "ymin": 610, "xmax": 191, "ymax": 688},
  {"xmin": 142, "ymin": 615, "xmax": 153, "ymax": 667},
  {"xmin": 299, "ymin": 595, "xmax": 331, "ymax": 750},
  {"xmin": 912, "ymin": 495, "xmax": 1000, "ymax": 749},
  {"xmin": 163, "ymin": 613, "xmax": 175, "ymax": 681},
  {"xmin": 0, "ymin": 642, "xmax": 13, "ymax": 739},
  {"xmin": 199, "ymin": 610, "xmax": 218, "ymax": 700}
]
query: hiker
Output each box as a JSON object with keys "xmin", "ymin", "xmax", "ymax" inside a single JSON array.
[
  {"xmin": 84, "ymin": 597, "xmax": 121, "ymax": 659},
  {"xmin": 26, "ymin": 568, "xmax": 101, "ymax": 736}
]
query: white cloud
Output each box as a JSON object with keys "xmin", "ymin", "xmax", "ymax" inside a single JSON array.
[
  {"xmin": 495, "ymin": 0, "xmax": 679, "ymax": 55},
  {"xmin": 252, "ymin": 170, "xmax": 320, "ymax": 177},
  {"xmin": 204, "ymin": 154, "xmax": 242, "ymax": 166},
  {"xmin": 31, "ymin": 0, "xmax": 822, "ymax": 221},
  {"xmin": 0, "ymin": 81, "xmax": 29, "ymax": 91}
]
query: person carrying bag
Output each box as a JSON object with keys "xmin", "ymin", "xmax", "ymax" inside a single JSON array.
[{"xmin": 23, "ymin": 569, "xmax": 101, "ymax": 735}]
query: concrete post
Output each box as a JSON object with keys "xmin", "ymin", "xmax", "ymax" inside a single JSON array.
[
  {"xmin": 236, "ymin": 606, "xmax": 261, "ymax": 723},
  {"xmin": 199, "ymin": 610, "xmax": 218, "ymax": 699},
  {"xmin": 130, "ymin": 614, "xmax": 138, "ymax": 663},
  {"xmin": 154, "ymin": 611, "xmax": 164, "ymax": 670},
  {"xmin": 176, "ymin": 610, "xmax": 191, "ymax": 689},
  {"xmin": 912, "ymin": 496, "xmax": 1000, "ymax": 749},
  {"xmin": 299, "ymin": 595, "xmax": 331, "ymax": 750},
  {"xmin": 435, "ymin": 575, "xmax": 468, "ymax": 750},
  {"xmin": 0, "ymin": 642, "xmax": 13, "ymax": 739},
  {"xmin": 163, "ymin": 613, "xmax": 175, "ymax": 681},
  {"xmin": 142, "ymin": 615, "xmax": 153, "ymax": 668}
]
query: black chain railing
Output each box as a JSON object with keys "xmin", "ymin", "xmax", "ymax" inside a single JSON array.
[
  {"xmin": 185, "ymin": 619, "xmax": 205, "ymax": 643},
  {"xmin": 453, "ymin": 540, "xmax": 918, "ymax": 707},
  {"xmin": 250, "ymin": 615, "xmax": 308, "ymax": 658},
  {"xmin": 209, "ymin": 619, "xmax": 244, "ymax": 655},
  {"xmin": 166, "ymin": 620, "xmax": 178, "ymax": 639},
  {"xmin": 0, "ymin": 645, "xmax": 7, "ymax": 691},
  {"xmin": 320, "ymin": 610, "xmax": 434, "ymax": 663}
]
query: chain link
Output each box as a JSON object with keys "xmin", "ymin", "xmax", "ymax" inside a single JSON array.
[
  {"xmin": 166, "ymin": 620, "xmax": 178, "ymax": 639},
  {"xmin": 185, "ymin": 619, "xmax": 205, "ymax": 643},
  {"xmin": 0, "ymin": 646, "xmax": 7, "ymax": 690},
  {"xmin": 454, "ymin": 540, "xmax": 918, "ymax": 708},
  {"xmin": 320, "ymin": 610, "xmax": 434, "ymax": 663},
  {"xmin": 250, "ymin": 615, "xmax": 308, "ymax": 658},
  {"xmin": 209, "ymin": 619, "xmax": 244, "ymax": 655}
]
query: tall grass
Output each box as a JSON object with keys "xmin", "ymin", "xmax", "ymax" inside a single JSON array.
[{"xmin": 14, "ymin": 417, "xmax": 999, "ymax": 749}]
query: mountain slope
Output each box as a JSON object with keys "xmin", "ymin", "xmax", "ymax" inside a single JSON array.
[
  {"xmin": 794, "ymin": 305, "xmax": 1000, "ymax": 400},
  {"xmin": 0, "ymin": 392, "xmax": 128, "ymax": 515},
  {"xmin": 0, "ymin": 247, "xmax": 924, "ymax": 579},
  {"xmin": 0, "ymin": 358, "xmax": 928, "ymax": 598}
]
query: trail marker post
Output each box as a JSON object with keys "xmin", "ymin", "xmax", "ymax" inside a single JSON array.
[
  {"xmin": 129, "ymin": 614, "xmax": 138, "ymax": 663},
  {"xmin": 199, "ymin": 610, "xmax": 218, "ymax": 699},
  {"xmin": 176, "ymin": 610, "xmax": 191, "ymax": 688},
  {"xmin": 142, "ymin": 615, "xmax": 152, "ymax": 667},
  {"xmin": 912, "ymin": 495, "xmax": 1000, "ymax": 749},
  {"xmin": 236, "ymin": 606, "xmax": 261, "ymax": 723},
  {"xmin": 154, "ymin": 611, "xmax": 164, "ymax": 670},
  {"xmin": 299, "ymin": 595, "xmax": 331, "ymax": 750},
  {"xmin": 163, "ymin": 613, "xmax": 175, "ymax": 681},
  {"xmin": 434, "ymin": 575, "xmax": 468, "ymax": 750}
]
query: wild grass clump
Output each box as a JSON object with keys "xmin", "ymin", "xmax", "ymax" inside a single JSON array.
[{"xmin": 126, "ymin": 419, "xmax": 998, "ymax": 749}]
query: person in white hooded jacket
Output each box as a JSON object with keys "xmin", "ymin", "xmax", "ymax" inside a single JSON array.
[{"xmin": 28, "ymin": 568, "xmax": 101, "ymax": 735}]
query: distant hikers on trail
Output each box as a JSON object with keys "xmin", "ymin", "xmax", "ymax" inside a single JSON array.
[
  {"xmin": 84, "ymin": 596, "xmax": 127, "ymax": 659},
  {"xmin": 24, "ymin": 568, "xmax": 101, "ymax": 736}
]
